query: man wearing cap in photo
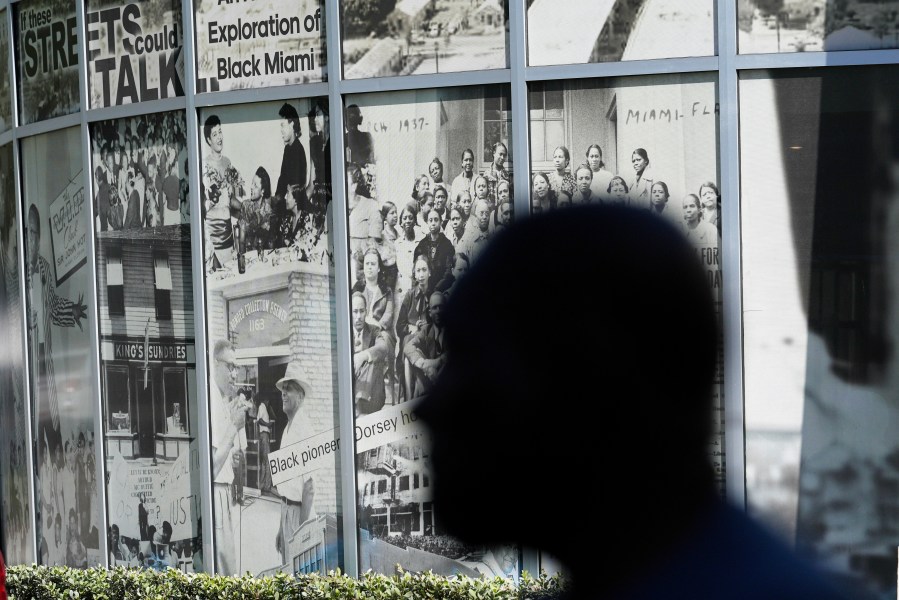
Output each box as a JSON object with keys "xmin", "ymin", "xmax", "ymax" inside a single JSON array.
[{"xmin": 274, "ymin": 361, "xmax": 316, "ymax": 566}]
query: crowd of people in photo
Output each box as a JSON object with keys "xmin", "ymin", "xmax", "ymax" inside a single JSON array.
[
  {"xmin": 107, "ymin": 513, "xmax": 203, "ymax": 571},
  {"xmin": 350, "ymin": 136, "xmax": 720, "ymax": 412},
  {"xmin": 91, "ymin": 113, "xmax": 189, "ymax": 232},
  {"xmin": 1, "ymin": 443, "xmax": 29, "ymax": 561},
  {"xmin": 201, "ymin": 101, "xmax": 332, "ymax": 276},
  {"xmin": 348, "ymin": 137, "xmax": 513, "ymax": 412},
  {"xmin": 531, "ymin": 144, "xmax": 721, "ymax": 250},
  {"xmin": 379, "ymin": 533, "xmax": 476, "ymax": 561},
  {"xmin": 36, "ymin": 430, "xmax": 99, "ymax": 567}
]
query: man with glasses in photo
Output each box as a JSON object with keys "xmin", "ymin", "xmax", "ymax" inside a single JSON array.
[{"xmin": 209, "ymin": 339, "xmax": 251, "ymax": 574}]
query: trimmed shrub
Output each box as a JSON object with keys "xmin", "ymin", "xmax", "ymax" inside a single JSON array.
[{"xmin": 6, "ymin": 565, "xmax": 567, "ymax": 600}]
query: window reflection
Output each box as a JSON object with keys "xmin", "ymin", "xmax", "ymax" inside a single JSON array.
[
  {"xmin": 527, "ymin": 0, "xmax": 714, "ymax": 66},
  {"xmin": 341, "ymin": 0, "xmax": 508, "ymax": 79},
  {"xmin": 741, "ymin": 66, "xmax": 899, "ymax": 598}
]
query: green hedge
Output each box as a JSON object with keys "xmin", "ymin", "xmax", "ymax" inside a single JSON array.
[{"xmin": 6, "ymin": 565, "xmax": 567, "ymax": 600}]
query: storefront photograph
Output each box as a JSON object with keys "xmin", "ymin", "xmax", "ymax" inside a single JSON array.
[{"xmin": 95, "ymin": 223, "xmax": 203, "ymax": 571}]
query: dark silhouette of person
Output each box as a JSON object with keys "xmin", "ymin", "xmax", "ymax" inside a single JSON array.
[
  {"xmin": 137, "ymin": 493, "xmax": 148, "ymax": 541},
  {"xmin": 345, "ymin": 104, "xmax": 373, "ymax": 166},
  {"xmin": 416, "ymin": 205, "xmax": 849, "ymax": 599}
]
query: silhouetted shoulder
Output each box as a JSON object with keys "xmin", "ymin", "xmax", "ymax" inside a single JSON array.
[{"xmin": 614, "ymin": 501, "xmax": 854, "ymax": 600}]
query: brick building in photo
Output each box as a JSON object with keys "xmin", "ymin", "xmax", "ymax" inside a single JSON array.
[
  {"xmin": 205, "ymin": 260, "xmax": 341, "ymax": 576},
  {"xmin": 95, "ymin": 223, "xmax": 203, "ymax": 569}
]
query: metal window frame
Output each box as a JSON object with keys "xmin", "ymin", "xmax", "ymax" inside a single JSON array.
[
  {"xmin": 717, "ymin": 0, "xmax": 745, "ymax": 508},
  {"xmin": 5, "ymin": 0, "xmax": 39, "ymax": 563},
  {"xmin": 75, "ymin": 0, "xmax": 110, "ymax": 566},
  {"xmin": 323, "ymin": 0, "xmax": 359, "ymax": 579},
  {"xmin": 180, "ymin": 0, "xmax": 216, "ymax": 572},
  {"xmin": 4, "ymin": 0, "xmax": 899, "ymax": 578}
]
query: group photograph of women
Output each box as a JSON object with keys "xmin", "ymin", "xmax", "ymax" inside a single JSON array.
[
  {"xmin": 531, "ymin": 143, "xmax": 721, "ymax": 252},
  {"xmin": 346, "ymin": 102, "xmax": 512, "ymax": 411},
  {"xmin": 344, "ymin": 89, "xmax": 518, "ymax": 578},
  {"xmin": 527, "ymin": 74, "xmax": 725, "ymax": 489},
  {"xmin": 200, "ymin": 99, "xmax": 332, "ymax": 280},
  {"xmin": 528, "ymin": 76, "xmax": 721, "ymax": 262}
]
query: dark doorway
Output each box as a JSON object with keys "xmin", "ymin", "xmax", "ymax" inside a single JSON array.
[
  {"xmin": 136, "ymin": 369, "xmax": 156, "ymax": 457},
  {"xmin": 259, "ymin": 356, "xmax": 289, "ymax": 452}
]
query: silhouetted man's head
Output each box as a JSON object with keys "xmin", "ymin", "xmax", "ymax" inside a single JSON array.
[{"xmin": 418, "ymin": 205, "xmax": 717, "ymax": 572}]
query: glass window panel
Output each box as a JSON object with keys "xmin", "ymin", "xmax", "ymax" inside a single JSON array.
[
  {"xmin": 14, "ymin": 0, "xmax": 80, "ymax": 125},
  {"xmin": 527, "ymin": 0, "xmax": 714, "ymax": 66},
  {"xmin": 0, "ymin": 10, "xmax": 11, "ymax": 133},
  {"xmin": 105, "ymin": 243, "xmax": 126, "ymax": 316},
  {"xmin": 544, "ymin": 120, "xmax": 565, "ymax": 159},
  {"xmin": 197, "ymin": 98, "xmax": 340, "ymax": 576},
  {"xmin": 483, "ymin": 120, "xmax": 503, "ymax": 159},
  {"xmin": 107, "ymin": 285, "xmax": 125, "ymax": 317},
  {"xmin": 529, "ymin": 88, "xmax": 544, "ymax": 111},
  {"xmin": 107, "ymin": 252, "xmax": 124, "ymax": 286},
  {"xmin": 155, "ymin": 289, "xmax": 172, "ymax": 321},
  {"xmin": 105, "ymin": 368, "xmax": 131, "ymax": 432},
  {"xmin": 193, "ymin": 0, "xmax": 327, "ymax": 92},
  {"xmin": 839, "ymin": 271, "xmax": 857, "ymax": 321},
  {"xmin": 344, "ymin": 85, "xmax": 517, "ymax": 576},
  {"xmin": 0, "ymin": 143, "xmax": 34, "ymax": 566},
  {"xmin": 527, "ymin": 73, "xmax": 724, "ymax": 495},
  {"xmin": 545, "ymin": 107, "xmax": 564, "ymax": 120},
  {"xmin": 529, "ymin": 86, "xmax": 566, "ymax": 171},
  {"xmin": 154, "ymin": 253, "xmax": 173, "ymax": 291},
  {"xmin": 738, "ymin": 0, "xmax": 899, "ymax": 54},
  {"xmin": 740, "ymin": 66, "xmax": 899, "ymax": 598},
  {"xmin": 163, "ymin": 370, "xmax": 187, "ymax": 435},
  {"xmin": 340, "ymin": 0, "xmax": 508, "ymax": 79},
  {"xmin": 21, "ymin": 127, "xmax": 98, "ymax": 567},
  {"xmin": 545, "ymin": 87, "xmax": 563, "ymax": 111},
  {"xmin": 84, "ymin": 0, "xmax": 184, "ymax": 108},
  {"xmin": 88, "ymin": 111, "xmax": 203, "ymax": 570},
  {"xmin": 530, "ymin": 120, "xmax": 546, "ymax": 163},
  {"xmin": 821, "ymin": 269, "xmax": 835, "ymax": 317}
]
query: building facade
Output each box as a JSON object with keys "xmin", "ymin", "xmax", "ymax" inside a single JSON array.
[{"xmin": 0, "ymin": 0, "xmax": 897, "ymax": 597}]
